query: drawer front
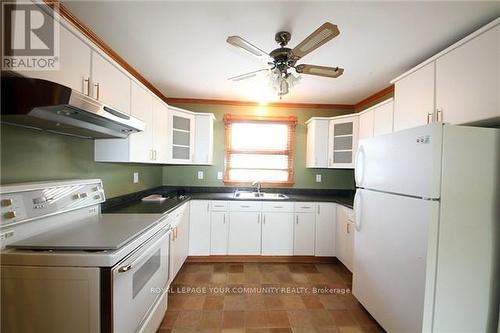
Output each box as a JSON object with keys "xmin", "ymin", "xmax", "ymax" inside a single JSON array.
[
  {"xmin": 294, "ymin": 202, "xmax": 317, "ymax": 213},
  {"xmin": 229, "ymin": 201, "xmax": 262, "ymax": 212},
  {"xmin": 262, "ymin": 202, "xmax": 294, "ymax": 212},
  {"xmin": 211, "ymin": 201, "xmax": 229, "ymax": 211}
]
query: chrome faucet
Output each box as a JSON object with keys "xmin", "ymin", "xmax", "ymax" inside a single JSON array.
[{"xmin": 252, "ymin": 181, "xmax": 262, "ymax": 194}]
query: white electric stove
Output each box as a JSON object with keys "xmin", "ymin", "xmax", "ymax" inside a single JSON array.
[{"xmin": 0, "ymin": 179, "xmax": 172, "ymax": 333}]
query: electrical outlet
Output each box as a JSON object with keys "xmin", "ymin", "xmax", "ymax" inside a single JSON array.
[
  {"xmin": 315, "ymin": 174, "xmax": 322, "ymax": 183},
  {"xmin": 217, "ymin": 171, "xmax": 223, "ymax": 180},
  {"xmin": 133, "ymin": 172, "xmax": 139, "ymax": 183},
  {"xmin": 197, "ymin": 171, "xmax": 204, "ymax": 180}
]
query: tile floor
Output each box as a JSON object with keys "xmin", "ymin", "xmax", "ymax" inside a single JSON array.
[{"xmin": 158, "ymin": 262, "xmax": 383, "ymax": 333}]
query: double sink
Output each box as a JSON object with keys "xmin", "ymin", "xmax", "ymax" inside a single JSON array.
[{"xmin": 233, "ymin": 191, "xmax": 288, "ymax": 200}]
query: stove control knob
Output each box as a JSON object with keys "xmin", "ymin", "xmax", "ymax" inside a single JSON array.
[
  {"xmin": 72, "ymin": 194, "xmax": 80, "ymax": 200},
  {"xmin": 4, "ymin": 211, "xmax": 16, "ymax": 219},
  {"xmin": 1, "ymin": 199, "xmax": 13, "ymax": 207}
]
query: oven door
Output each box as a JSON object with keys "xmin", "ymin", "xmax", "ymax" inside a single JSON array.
[{"xmin": 112, "ymin": 227, "xmax": 171, "ymax": 333}]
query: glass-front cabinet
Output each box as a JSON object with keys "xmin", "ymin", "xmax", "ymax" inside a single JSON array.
[
  {"xmin": 169, "ymin": 108, "xmax": 195, "ymax": 163},
  {"xmin": 328, "ymin": 116, "xmax": 359, "ymax": 169}
]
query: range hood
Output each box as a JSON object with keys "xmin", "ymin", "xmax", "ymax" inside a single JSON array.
[{"xmin": 1, "ymin": 73, "xmax": 145, "ymax": 139}]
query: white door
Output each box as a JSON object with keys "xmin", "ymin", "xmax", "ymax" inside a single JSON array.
[
  {"xmin": 178, "ymin": 204, "xmax": 190, "ymax": 265},
  {"xmin": 210, "ymin": 211, "xmax": 228, "ymax": 255},
  {"xmin": 306, "ymin": 119, "xmax": 329, "ymax": 168},
  {"xmin": 436, "ymin": 25, "xmax": 500, "ymax": 125},
  {"xmin": 314, "ymin": 203, "xmax": 336, "ymax": 256},
  {"xmin": 352, "ymin": 189, "xmax": 439, "ymax": 333},
  {"xmin": 129, "ymin": 81, "xmax": 153, "ymax": 163},
  {"xmin": 393, "ymin": 62, "xmax": 435, "ymax": 131},
  {"xmin": 152, "ymin": 99, "xmax": 170, "ymax": 163},
  {"xmin": 355, "ymin": 123, "xmax": 443, "ymax": 199},
  {"xmin": 261, "ymin": 212, "xmax": 294, "ymax": 255},
  {"xmin": 373, "ymin": 100, "xmax": 394, "ymax": 136},
  {"xmin": 25, "ymin": 23, "xmax": 91, "ymax": 94},
  {"xmin": 228, "ymin": 212, "xmax": 261, "ymax": 255},
  {"xmin": 170, "ymin": 110, "xmax": 195, "ymax": 163},
  {"xmin": 188, "ymin": 201, "xmax": 210, "ymax": 256},
  {"xmin": 335, "ymin": 206, "xmax": 348, "ymax": 267},
  {"xmin": 328, "ymin": 116, "xmax": 359, "ymax": 169},
  {"xmin": 194, "ymin": 115, "xmax": 214, "ymax": 165},
  {"xmin": 358, "ymin": 110, "xmax": 374, "ymax": 141},
  {"xmin": 293, "ymin": 213, "xmax": 315, "ymax": 255},
  {"xmin": 91, "ymin": 51, "xmax": 131, "ymax": 114}
]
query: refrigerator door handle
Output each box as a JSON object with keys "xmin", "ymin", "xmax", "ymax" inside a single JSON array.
[
  {"xmin": 354, "ymin": 145, "xmax": 364, "ymax": 186},
  {"xmin": 354, "ymin": 190, "xmax": 362, "ymax": 231}
]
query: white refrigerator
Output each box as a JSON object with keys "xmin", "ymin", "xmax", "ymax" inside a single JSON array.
[{"xmin": 352, "ymin": 123, "xmax": 499, "ymax": 333}]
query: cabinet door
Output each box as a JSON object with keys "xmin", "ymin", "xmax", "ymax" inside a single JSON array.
[
  {"xmin": 358, "ymin": 111, "xmax": 374, "ymax": 141},
  {"xmin": 170, "ymin": 110, "xmax": 195, "ymax": 163},
  {"xmin": 335, "ymin": 206, "xmax": 347, "ymax": 267},
  {"xmin": 188, "ymin": 201, "xmax": 211, "ymax": 256},
  {"xmin": 178, "ymin": 203, "xmax": 190, "ymax": 265},
  {"xmin": 345, "ymin": 221, "xmax": 355, "ymax": 272},
  {"xmin": 328, "ymin": 116, "xmax": 359, "ymax": 169},
  {"xmin": 315, "ymin": 203, "xmax": 336, "ymax": 257},
  {"xmin": 306, "ymin": 119, "xmax": 329, "ymax": 168},
  {"xmin": 152, "ymin": 99, "xmax": 170, "ymax": 163},
  {"xmin": 436, "ymin": 25, "xmax": 500, "ymax": 125},
  {"xmin": 91, "ymin": 51, "xmax": 131, "ymax": 114},
  {"xmin": 171, "ymin": 219, "xmax": 183, "ymax": 279},
  {"xmin": 393, "ymin": 62, "xmax": 435, "ymax": 132},
  {"xmin": 373, "ymin": 100, "xmax": 394, "ymax": 136},
  {"xmin": 194, "ymin": 115, "xmax": 214, "ymax": 165},
  {"xmin": 228, "ymin": 212, "xmax": 261, "ymax": 255},
  {"xmin": 210, "ymin": 211, "xmax": 229, "ymax": 255},
  {"xmin": 129, "ymin": 81, "xmax": 153, "ymax": 162},
  {"xmin": 293, "ymin": 213, "xmax": 315, "ymax": 255},
  {"xmin": 262, "ymin": 212, "xmax": 294, "ymax": 255},
  {"xmin": 25, "ymin": 23, "xmax": 91, "ymax": 93}
]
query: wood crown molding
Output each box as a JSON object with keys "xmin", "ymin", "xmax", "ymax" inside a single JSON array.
[{"xmin": 354, "ymin": 85, "xmax": 395, "ymax": 111}]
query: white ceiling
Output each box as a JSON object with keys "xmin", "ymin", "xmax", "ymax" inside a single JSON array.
[{"xmin": 63, "ymin": 1, "xmax": 500, "ymax": 104}]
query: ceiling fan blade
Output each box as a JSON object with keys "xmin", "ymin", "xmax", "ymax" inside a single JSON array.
[
  {"xmin": 295, "ymin": 64, "xmax": 344, "ymax": 78},
  {"xmin": 228, "ymin": 68, "xmax": 270, "ymax": 81},
  {"xmin": 227, "ymin": 36, "xmax": 273, "ymax": 62},
  {"xmin": 292, "ymin": 22, "xmax": 340, "ymax": 59}
]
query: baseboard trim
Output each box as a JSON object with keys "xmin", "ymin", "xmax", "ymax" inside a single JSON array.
[{"xmin": 186, "ymin": 255, "xmax": 339, "ymax": 264}]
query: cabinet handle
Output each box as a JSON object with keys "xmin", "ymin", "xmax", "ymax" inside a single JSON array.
[
  {"xmin": 223, "ymin": 213, "xmax": 226, "ymax": 224},
  {"xmin": 317, "ymin": 205, "xmax": 320, "ymax": 215},
  {"xmin": 257, "ymin": 215, "xmax": 260, "ymax": 224},
  {"xmin": 241, "ymin": 205, "xmax": 250, "ymax": 208},
  {"xmin": 154, "ymin": 150, "xmax": 157, "ymax": 160},
  {"xmin": 83, "ymin": 78, "xmax": 90, "ymax": 95},
  {"xmin": 346, "ymin": 223, "xmax": 350, "ymax": 234},
  {"xmin": 207, "ymin": 203, "xmax": 210, "ymax": 212},
  {"xmin": 437, "ymin": 108, "xmax": 443, "ymax": 122},
  {"xmin": 263, "ymin": 214, "xmax": 266, "ymax": 224},
  {"xmin": 301, "ymin": 206, "xmax": 311, "ymax": 209},
  {"xmin": 426, "ymin": 112, "xmax": 432, "ymax": 124},
  {"xmin": 273, "ymin": 206, "xmax": 283, "ymax": 209},
  {"xmin": 296, "ymin": 215, "xmax": 299, "ymax": 224},
  {"xmin": 94, "ymin": 83, "xmax": 100, "ymax": 100}
]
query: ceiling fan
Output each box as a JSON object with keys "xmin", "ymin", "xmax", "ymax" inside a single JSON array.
[{"xmin": 227, "ymin": 22, "xmax": 343, "ymax": 98}]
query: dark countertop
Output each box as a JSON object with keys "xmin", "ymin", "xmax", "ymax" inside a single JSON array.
[{"xmin": 103, "ymin": 188, "xmax": 354, "ymax": 215}]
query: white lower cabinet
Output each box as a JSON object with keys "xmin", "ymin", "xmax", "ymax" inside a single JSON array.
[
  {"xmin": 228, "ymin": 211, "xmax": 262, "ymax": 255},
  {"xmin": 170, "ymin": 203, "xmax": 190, "ymax": 279},
  {"xmin": 336, "ymin": 205, "xmax": 355, "ymax": 271},
  {"xmin": 262, "ymin": 212, "xmax": 294, "ymax": 256},
  {"xmin": 293, "ymin": 213, "xmax": 316, "ymax": 255},
  {"xmin": 210, "ymin": 211, "xmax": 229, "ymax": 255},
  {"xmin": 315, "ymin": 203, "xmax": 337, "ymax": 256},
  {"xmin": 188, "ymin": 200, "xmax": 210, "ymax": 256}
]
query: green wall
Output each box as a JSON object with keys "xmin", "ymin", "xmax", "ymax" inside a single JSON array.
[
  {"xmin": 163, "ymin": 103, "xmax": 356, "ymax": 190},
  {"xmin": 0, "ymin": 125, "xmax": 163, "ymax": 198}
]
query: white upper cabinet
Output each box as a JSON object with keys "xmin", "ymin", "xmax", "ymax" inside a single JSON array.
[
  {"xmin": 25, "ymin": 23, "xmax": 91, "ymax": 94},
  {"xmin": 306, "ymin": 118, "xmax": 329, "ymax": 168},
  {"xmin": 328, "ymin": 116, "xmax": 359, "ymax": 169},
  {"xmin": 358, "ymin": 110, "xmax": 374, "ymax": 141},
  {"xmin": 91, "ymin": 51, "xmax": 131, "ymax": 114},
  {"xmin": 393, "ymin": 62, "xmax": 435, "ymax": 132},
  {"xmin": 169, "ymin": 109, "xmax": 195, "ymax": 164},
  {"xmin": 373, "ymin": 100, "xmax": 394, "ymax": 136},
  {"xmin": 152, "ymin": 98, "xmax": 170, "ymax": 163},
  {"xmin": 194, "ymin": 114, "xmax": 215, "ymax": 165},
  {"xmin": 435, "ymin": 25, "xmax": 500, "ymax": 125},
  {"xmin": 129, "ymin": 82, "xmax": 153, "ymax": 163}
]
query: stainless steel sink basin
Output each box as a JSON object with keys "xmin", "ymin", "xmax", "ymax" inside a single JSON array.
[{"xmin": 233, "ymin": 191, "xmax": 288, "ymax": 200}]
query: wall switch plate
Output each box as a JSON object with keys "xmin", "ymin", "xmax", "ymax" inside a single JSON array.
[
  {"xmin": 217, "ymin": 171, "xmax": 223, "ymax": 180},
  {"xmin": 133, "ymin": 172, "xmax": 139, "ymax": 183},
  {"xmin": 315, "ymin": 174, "xmax": 322, "ymax": 183},
  {"xmin": 197, "ymin": 171, "xmax": 204, "ymax": 180}
]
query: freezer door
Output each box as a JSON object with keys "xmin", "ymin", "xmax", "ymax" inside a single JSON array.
[
  {"xmin": 355, "ymin": 123, "xmax": 443, "ymax": 199},
  {"xmin": 352, "ymin": 189, "xmax": 440, "ymax": 333}
]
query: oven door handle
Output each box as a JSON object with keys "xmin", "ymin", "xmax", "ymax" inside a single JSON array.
[{"xmin": 116, "ymin": 227, "xmax": 171, "ymax": 274}]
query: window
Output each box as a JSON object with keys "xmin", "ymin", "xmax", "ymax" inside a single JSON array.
[{"xmin": 224, "ymin": 114, "xmax": 297, "ymax": 186}]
